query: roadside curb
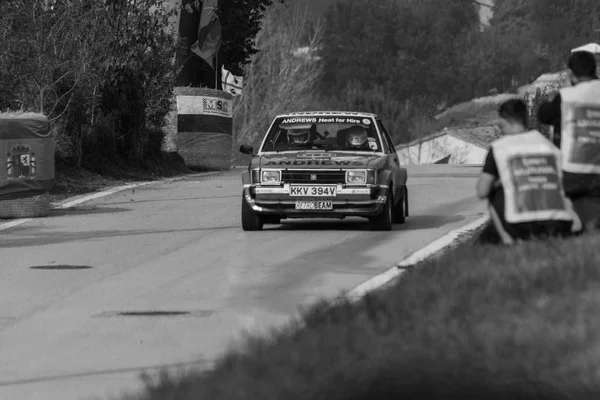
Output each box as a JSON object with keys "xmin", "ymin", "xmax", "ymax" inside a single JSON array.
[
  {"xmin": 292, "ymin": 214, "xmax": 490, "ymax": 330},
  {"xmin": 53, "ymin": 171, "xmax": 219, "ymax": 209},
  {"xmin": 0, "ymin": 171, "xmax": 221, "ymax": 233},
  {"xmin": 346, "ymin": 214, "xmax": 490, "ymax": 300}
]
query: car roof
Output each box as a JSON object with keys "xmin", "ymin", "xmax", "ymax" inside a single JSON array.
[{"xmin": 274, "ymin": 111, "xmax": 379, "ymax": 119}]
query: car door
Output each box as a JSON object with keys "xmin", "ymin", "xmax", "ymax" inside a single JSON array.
[{"xmin": 376, "ymin": 119, "xmax": 402, "ymax": 199}]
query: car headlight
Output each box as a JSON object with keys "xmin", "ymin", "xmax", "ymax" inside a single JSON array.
[
  {"xmin": 261, "ymin": 170, "xmax": 281, "ymax": 185},
  {"xmin": 346, "ymin": 170, "xmax": 366, "ymax": 184},
  {"xmin": 345, "ymin": 170, "xmax": 376, "ymax": 185}
]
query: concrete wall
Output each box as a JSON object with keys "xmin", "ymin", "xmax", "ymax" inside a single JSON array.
[{"xmin": 396, "ymin": 134, "xmax": 487, "ymax": 165}]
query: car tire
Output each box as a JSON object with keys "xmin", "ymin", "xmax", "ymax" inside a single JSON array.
[
  {"xmin": 241, "ymin": 192, "xmax": 264, "ymax": 231},
  {"xmin": 405, "ymin": 186, "xmax": 409, "ymax": 217},
  {"xmin": 371, "ymin": 191, "xmax": 393, "ymax": 231},
  {"xmin": 393, "ymin": 186, "xmax": 407, "ymax": 224},
  {"xmin": 264, "ymin": 215, "xmax": 281, "ymax": 225}
]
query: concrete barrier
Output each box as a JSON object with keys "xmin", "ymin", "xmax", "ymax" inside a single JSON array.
[
  {"xmin": 0, "ymin": 112, "xmax": 55, "ymax": 218},
  {"xmin": 164, "ymin": 87, "xmax": 234, "ymax": 170}
]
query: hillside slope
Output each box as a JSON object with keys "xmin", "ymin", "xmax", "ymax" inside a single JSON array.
[{"xmin": 434, "ymin": 70, "xmax": 567, "ymax": 130}]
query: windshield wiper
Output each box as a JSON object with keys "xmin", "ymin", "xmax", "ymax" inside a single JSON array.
[
  {"xmin": 336, "ymin": 148, "xmax": 376, "ymax": 152},
  {"xmin": 309, "ymin": 143, "xmax": 334, "ymax": 150},
  {"xmin": 284, "ymin": 143, "xmax": 333, "ymax": 151}
]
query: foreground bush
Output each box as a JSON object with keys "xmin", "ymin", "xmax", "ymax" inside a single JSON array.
[{"xmin": 122, "ymin": 231, "xmax": 600, "ymax": 400}]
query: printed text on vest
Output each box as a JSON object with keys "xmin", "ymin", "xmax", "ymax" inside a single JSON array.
[
  {"xmin": 560, "ymin": 80, "xmax": 600, "ymax": 174},
  {"xmin": 491, "ymin": 130, "xmax": 573, "ymax": 224}
]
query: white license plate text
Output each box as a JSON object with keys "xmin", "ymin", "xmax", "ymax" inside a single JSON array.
[
  {"xmin": 295, "ymin": 200, "xmax": 333, "ymax": 210},
  {"xmin": 290, "ymin": 185, "xmax": 337, "ymax": 197}
]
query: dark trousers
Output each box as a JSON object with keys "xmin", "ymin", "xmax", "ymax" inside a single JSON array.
[
  {"xmin": 570, "ymin": 196, "xmax": 600, "ymax": 232},
  {"xmin": 481, "ymin": 203, "xmax": 573, "ymax": 245},
  {"xmin": 503, "ymin": 220, "xmax": 573, "ymax": 241},
  {"xmin": 477, "ymin": 219, "xmax": 573, "ymax": 245}
]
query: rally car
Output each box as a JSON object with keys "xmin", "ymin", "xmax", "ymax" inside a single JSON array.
[{"xmin": 238, "ymin": 111, "xmax": 409, "ymax": 231}]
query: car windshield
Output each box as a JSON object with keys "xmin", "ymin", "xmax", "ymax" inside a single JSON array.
[{"xmin": 260, "ymin": 115, "xmax": 382, "ymax": 152}]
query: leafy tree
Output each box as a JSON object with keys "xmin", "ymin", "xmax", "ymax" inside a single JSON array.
[
  {"xmin": 487, "ymin": 0, "xmax": 600, "ymax": 87},
  {"xmin": 175, "ymin": 0, "xmax": 286, "ymax": 88},
  {"xmin": 320, "ymin": 0, "xmax": 398, "ymax": 96},
  {"xmin": 233, "ymin": 2, "xmax": 324, "ymax": 154},
  {"xmin": 529, "ymin": 0, "xmax": 600, "ymax": 67},
  {"xmin": 220, "ymin": 0, "xmax": 286, "ymax": 76},
  {"xmin": 319, "ymin": 0, "xmax": 482, "ymax": 142},
  {"xmin": 97, "ymin": 0, "xmax": 181, "ymax": 164},
  {"xmin": 0, "ymin": 0, "xmax": 182, "ymax": 167}
]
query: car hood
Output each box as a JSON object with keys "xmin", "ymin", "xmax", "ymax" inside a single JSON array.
[{"xmin": 258, "ymin": 150, "xmax": 385, "ymax": 169}]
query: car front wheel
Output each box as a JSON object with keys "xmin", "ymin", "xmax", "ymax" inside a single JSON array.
[
  {"xmin": 393, "ymin": 186, "xmax": 407, "ymax": 224},
  {"xmin": 241, "ymin": 192, "xmax": 264, "ymax": 231},
  {"xmin": 263, "ymin": 215, "xmax": 281, "ymax": 225},
  {"xmin": 370, "ymin": 192, "xmax": 393, "ymax": 231}
]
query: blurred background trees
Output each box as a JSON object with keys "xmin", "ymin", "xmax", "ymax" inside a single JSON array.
[{"xmin": 2, "ymin": 0, "xmax": 599, "ymax": 171}]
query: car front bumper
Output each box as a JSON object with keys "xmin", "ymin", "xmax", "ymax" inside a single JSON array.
[{"xmin": 243, "ymin": 184, "xmax": 389, "ymax": 217}]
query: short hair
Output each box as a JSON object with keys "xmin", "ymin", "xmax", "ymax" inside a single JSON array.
[
  {"xmin": 498, "ymin": 98, "xmax": 528, "ymax": 127},
  {"xmin": 568, "ymin": 51, "xmax": 598, "ymax": 78}
]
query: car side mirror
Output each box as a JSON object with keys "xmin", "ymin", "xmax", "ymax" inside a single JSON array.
[{"xmin": 239, "ymin": 144, "xmax": 254, "ymax": 155}]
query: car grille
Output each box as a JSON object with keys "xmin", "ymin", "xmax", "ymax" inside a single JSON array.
[{"xmin": 281, "ymin": 170, "xmax": 346, "ymax": 184}]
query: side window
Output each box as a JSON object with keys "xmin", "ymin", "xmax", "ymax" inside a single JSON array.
[
  {"xmin": 376, "ymin": 121, "xmax": 391, "ymax": 153},
  {"xmin": 386, "ymin": 134, "xmax": 396, "ymax": 154},
  {"xmin": 376, "ymin": 120, "xmax": 394, "ymax": 154}
]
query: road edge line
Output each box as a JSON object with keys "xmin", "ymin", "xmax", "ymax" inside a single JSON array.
[
  {"xmin": 54, "ymin": 171, "xmax": 222, "ymax": 209},
  {"xmin": 346, "ymin": 214, "xmax": 490, "ymax": 300},
  {"xmin": 0, "ymin": 171, "xmax": 222, "ymax": 233},
  {"xmin": 0, "ymin": 218, "xmax": 33, "ymax": 233}
]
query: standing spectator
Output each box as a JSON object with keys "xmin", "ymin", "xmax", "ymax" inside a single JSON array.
[
  {"xmin": 537, "ymin": 51, "xmax": 600, "ymax": 231},
  {"xmin": 476, "ymin": 99, "xmax": 578, "ymax": 245}
]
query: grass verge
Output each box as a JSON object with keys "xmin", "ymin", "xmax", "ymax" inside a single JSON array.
[{"xmin": 122, "ymin": 228, "xmax": 600, "ymax": 400}]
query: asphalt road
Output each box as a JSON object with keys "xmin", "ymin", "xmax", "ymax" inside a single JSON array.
[{"xmin": 0, "ymin": 165, "xmax": 486, "ymax": 400}]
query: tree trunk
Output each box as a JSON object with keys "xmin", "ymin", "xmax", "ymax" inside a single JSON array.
[
  {"xmin": 75, "ymin": 111, "xmax": 83, "ymax": 168},
  {"xmin": 40, "ymin": 88, "xmax": 44, "ymax": 114},
  {"xmin": 130, "ymin": 128, "xmax": 139, "ymax": 164},
  {"xmin": 112, "ymin": 118, "xmax": 117, "ymax": 161},
  {"xmin": 81, "ymin": 85, "xmax": 98, "ymax": 168}
]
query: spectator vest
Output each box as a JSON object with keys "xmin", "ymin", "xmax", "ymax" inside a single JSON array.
[
  {"xmin": 491, "ymin": 130, "xmax": 573, "ymax": 224},
  {"xmin": 559, "ymin": 79, "xmax": 600, "ymax": 174}
]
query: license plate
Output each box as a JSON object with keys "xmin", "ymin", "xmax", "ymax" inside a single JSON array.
[
  {"xmin": 295, "ymin": 200, "xmax": 333, "ymax": 210},
  {"xmin": 289, "ymin": 185, "xmax": 337, "ymax": 197}
]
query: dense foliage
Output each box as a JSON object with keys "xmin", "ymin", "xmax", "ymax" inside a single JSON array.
[
  {"xmin": 0, "ymin": 0, "xmax": 285, "ymax": 171},
  {"xmin": 2, "ymin": 0, "xmax": 599, "ymax": 170},
  {"xmin": 317, "ymin": 0, "xmax": 600, "ymax": 144},
  {"xmin": 220, "ymin": 0, "xmax": 286, "ymax": 76},
  {"xmin": 177, "ymin": 0, "xmax": 286, "ymax": 88},
  {"xmin": 231, "ymin": 1, "xmax": 325, "ymax": 162},
  {"xmin": 0, "ymin": 0, "xmax": 182, "ymax": 168}
]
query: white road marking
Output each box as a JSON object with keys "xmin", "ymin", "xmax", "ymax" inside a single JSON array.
[
  {"xmin": 53, "ymin": 182, "xmax": 157, "ymax": 210},
  {"xmin": 346, "ymin": 214, "xmax": 490, "ymax": 300},
  {"xmin": 293, "ymin": 214, "xmax": 490, "ymax": 329},
  {"xmin": 0, "ymin": 172, "xmax": 220, "ymax": 233},
  {"xmin": 0, "ymin": 218, "xmax": 33, "ymax": 233}
]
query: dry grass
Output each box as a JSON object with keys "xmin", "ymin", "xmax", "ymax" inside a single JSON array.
[
  {"xmin": 434, "ymin": 96, "xmax": 512, "ymax": 129},
  {"xmin": 433, "ymin": 72, "xmax": 566, "ymax": 132},
  {"xmin": 119, "ymin": 230, "xmax": 600, "ymax": 400}
]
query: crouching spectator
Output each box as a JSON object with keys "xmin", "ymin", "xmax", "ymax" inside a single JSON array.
[
  {"xmin": 537, "ymin": 50, "xmax": 600, "ymax": 232},
  {"xmin": 476, "ymin": 99, "xmax": 580, "ymax": 245}
]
